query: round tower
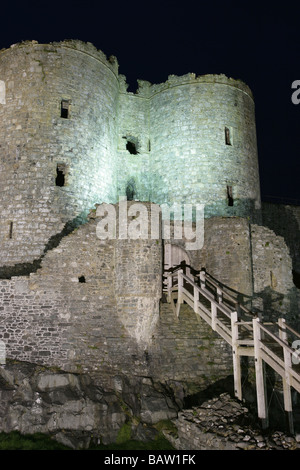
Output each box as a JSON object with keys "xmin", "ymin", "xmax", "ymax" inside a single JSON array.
[
  {"xmin": 0, "ymin": 40, "xmax": 119, "ymax": 270},
  {"xmin": 148, "ymin": 73, "xmax": 261, "ymax": 220}
]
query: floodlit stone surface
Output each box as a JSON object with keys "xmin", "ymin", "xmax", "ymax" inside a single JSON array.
[
  {"xmin": 0, "ymin": 40, "xmax": 299, "ymax": 447},
  {"xmin": 0, "ymin": 40, "xmax": 261, "ymax": 268}
]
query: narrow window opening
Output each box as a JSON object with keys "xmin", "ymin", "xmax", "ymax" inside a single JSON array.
[
  {"xmin": 9, "ymin": 221, "xmax": 13, "ymax": 239},
  {"xmin": 225, "ymin": 126, "xmax": 232, "ymax": 145},
  {"xmin": 56, "ymin": 163, "xmax": 66, "ymax": 187},
  {"xmin": 78, "ymin": 276, "xmax": 86, "ymax": 283},
  {"xmin": 126, "ymin": 140, "xmax": 138, "ymax": 155},
  {"xmin": 126, "ymin": 178, "xmax": 136, "ymax": 201},
  {"xmin": 61, "ymin": 100, "xmax": 70, "ymax": 119},
  {"xmin": 123, "ymin": 136, "xmax": 139, "ymax": 155},
  {"xmin": 148, "ymin": 139, "xmax": 151, "ymax": 152},
  {"xmin": 227, "ymin": 185, "xmax": 234, "ymax": 206}
]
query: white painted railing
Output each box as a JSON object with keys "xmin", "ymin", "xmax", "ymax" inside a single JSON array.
[
  {"xmin": 164, "ymin": 267, "xmax": 300, "ymax": 433},
  {"xmin": 253, "ymin": 317, "xmax": 300, "ymax": 432}
]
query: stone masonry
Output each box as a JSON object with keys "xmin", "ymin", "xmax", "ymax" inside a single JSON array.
[
  {"xmin": 0, "ymin": 204, "xmax": 235, "ymax": 395},
  {"xmin": 0, "ymin": 39, "xmax": 299, "ymax": 446},
  {"xmin": 0, "ymin": 39, "xmax": 261, "ymax": 269}
]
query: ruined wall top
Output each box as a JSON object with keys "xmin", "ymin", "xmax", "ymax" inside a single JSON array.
[
  {"xmin": 131, "ymin": 73, "xmax": 254, "ymax": 100},
  {"xmin": 0, "ymin": 39, "xmax": 253, "ymax": 100},
  {"xmin": 0, "ymin": 39, "xmax": 119, "ymax": 76}
]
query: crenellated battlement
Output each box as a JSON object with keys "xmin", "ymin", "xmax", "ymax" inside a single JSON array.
[
  {"xmin": 0, "ymin": 39, "xmax": 119, "ymax": 76},
  {"xmin": 131, "ymin": 72, "xmax": 254, "ymax": 99}
]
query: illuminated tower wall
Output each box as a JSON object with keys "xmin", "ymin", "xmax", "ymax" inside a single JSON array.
[
  {"xmin": 0, "ymin": 40, "xmax": 119, "ymax": 268},
  {"xmin": 0, "ymin": 40, "xmax": 261, "ymax": 271},
  {"xmin": 117, "ymin": 74, "xmax": 261, "ymax": 220}
]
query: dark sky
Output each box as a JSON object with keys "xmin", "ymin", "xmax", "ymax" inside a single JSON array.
[{"xmin": 1, "ymin": 1, "xmax": 299, "ymax": 202}]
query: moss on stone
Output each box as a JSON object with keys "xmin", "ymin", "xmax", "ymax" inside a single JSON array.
[{"xmin": 116, "ymin": 422, "xmax": 132, "ymax": 444}]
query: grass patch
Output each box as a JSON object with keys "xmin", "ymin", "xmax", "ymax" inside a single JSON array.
[
  {"xmin": 116, "ymin": 422, "xmax": 132, "ymax": 444},
  {"xmin": 0, "ymin": 431, "xmax": 174, "ymax": 451},
  {"xmin": 0, "ymin": 431, "xmax": 70, "ymax": 450},
  {"xmin": 90, "ymin": 434, "xmax": 174, "ymax": 450}
]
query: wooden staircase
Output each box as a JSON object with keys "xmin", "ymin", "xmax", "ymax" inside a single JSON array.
[{"xmin": 164, "ymin": 267, "xmax": 300, "ymax": 434}]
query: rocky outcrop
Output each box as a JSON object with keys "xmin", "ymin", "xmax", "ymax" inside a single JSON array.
[
  {"xmin": 2, "ymin": 361, "xmax": 300, "ymax": 450},
  {"xmin": 0, "ymin": 361, "xmax": 178, "ymax": 449}
]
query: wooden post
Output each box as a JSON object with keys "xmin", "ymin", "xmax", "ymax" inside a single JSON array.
[
  {"xmin": 199, "ymin": 270, "xmax": 206, "ymax": 290},
  {"xmin": 211, "ymin": 303, "xmax": 217, "ymax": 331},
  {"xmin": 194, "ymin": 286, "xmax": 198, "ymax": 314},
  {"xmin": 176, "ymin": 269, "xmax": 183, "ymax": 317},
  {"xmin": 253, "ymin": 317, "xmax": 269, "ymax": 429},
  {"xmin": 278, "ymin": 318, "xmax": 294, "ymax": 435},
  {"xmin": 217, "ymin": 287, "xmax": 223, "ymax": 304},
  {"xmin": 167, "ymin": 274, "xmax": 172, "ymax": 303},
  {"xmin": 231, "ymin": 311, "xmax": 242, "ymax": 400}
]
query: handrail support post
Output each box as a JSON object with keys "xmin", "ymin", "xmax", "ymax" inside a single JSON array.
[
  {"xmin": 231, "ymin": 311, "xmax": 242, "ymax": 400},
  {"xmin": 253, "ymin": 317, "xmax": 269, "ymax": 430},
  {"xmin": 278, "ymin": 318, "xmax": 294, "ymax": 435}
]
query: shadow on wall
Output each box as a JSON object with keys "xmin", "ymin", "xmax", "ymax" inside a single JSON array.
[
  {"xmin": 262, "ymin": 203, "xmax": 300, "ymax": 287},
  {"xmin": 203, "ymin": 197, "xmax": 259, "ymax": 223},
  {"xmin": 252, "ymin": 285, "xmax": 300, "ymax": 326},
  {"xmin": 126, "ymin": 177, "xmax": 137, "ymax": 201},
  {"xmin": 119, "ymin": 173, "xmax": 151, "ymax": 203},
  {"xmin": 118, "ymin": 168, "xmax": 261, "ymax": 222},
  {"xmin": 196, "ymin": 267, "xmax": 253, "ymax": 309},
  {"xmin": 116, "ymin": 193, "xmax": 261, "ymax": 224},
  {"xmin": 0, "ymin": 214, "xmax": 85, "ymax": 279}
]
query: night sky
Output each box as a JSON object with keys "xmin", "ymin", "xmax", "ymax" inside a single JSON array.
[{"xmin": 1, "ymin": 1, "xmax": 299, "ymax": 203}]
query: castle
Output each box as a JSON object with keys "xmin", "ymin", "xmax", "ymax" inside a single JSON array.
[
  {"xmin": 0, "ymin": 39, "xmax": 262, "ymax": 270},
  {"xmin": 0, "ymin": 39, "xmax": 299, "ymax": 444}
]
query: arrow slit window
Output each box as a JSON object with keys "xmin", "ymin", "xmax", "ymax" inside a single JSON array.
[
  {"xmin": 225, "ymin": 127, "xmax": 232, "ymax": 146},
  {"xmin": 61, "ymin": 99, "xmax": 70, "ymax": 119}
]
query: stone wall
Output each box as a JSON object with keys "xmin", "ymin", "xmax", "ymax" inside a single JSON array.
[
  {"xmin": 164, "ymin": 217, "xmax": 253, "ymax": 300},
  {"xmin": 0, "ymin": 204, "xmax": 235, "ymax": 396},
  {"xmin": 250, "ymin": 224, "xmax": 299, "ymax": 321},
  {"xmin": 162, "ymin": 216, "xmax": 298, "ymax": 320},
  {"xmin": 0, "ymin": 39, "xmax": 261, "ymax": 273},
  {"xmin": 262, "ymin": 202, "xmax": 300, "ymax": 274},
  {"xmin": 197, "ymin": 217, "xmax": 253, "ymax": 297},
  {"xmin": 116, "ymin": 73, "xmax": 261, "ymax": 222},
  {"xmin": 147, "ymin": 74, "xmax": 261, "ymax": 221},
  {"xmin": 116, "ymin": 77, "xmax": 150, "ymax": 202},
  {"xmin": 149, "ymin": 304, "xmax": 233, "ymax": 392},
  {"xmin": 0, "ymin": 203, "xmax": 297, "ymax": 392}
]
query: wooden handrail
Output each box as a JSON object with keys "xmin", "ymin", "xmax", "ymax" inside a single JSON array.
[
  {"xmin": 165, "ymin": 269, "xmax": 299, "ymax": 362},
  {"xmin": 256, "ymin": 320, "xmax": 298, "ymax": 359},
  {"xmin": 166, "ymin": 268, "xmax": 252, "ymax": 320},
  {"xmin": 181, "ymin": 272, "xmax": 232, "ymax": 319},
  {"xmin": 282, "ymin": 322, "xmax": 300, "ymax": 340},
  {"xmin": 165, "ymin": 265, "xmax": 300, "ymax": 433},
  {"xmin": 200, "ymin": 270, "xmax": 253, "ymax": 317}
]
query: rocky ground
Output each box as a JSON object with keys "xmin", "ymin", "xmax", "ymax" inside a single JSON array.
[
  {"xmin": 1, "ymin": 360, "xmax": 300, "ymax": 450},
  {"xmin": 165, "ymin": 392, "xmax": 300, "ymax": 450}
]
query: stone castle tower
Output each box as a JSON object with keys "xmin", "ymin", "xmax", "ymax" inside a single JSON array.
[{"xmin": 0, "ymin": 39, "xmax": 261, "ymax": 270}]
